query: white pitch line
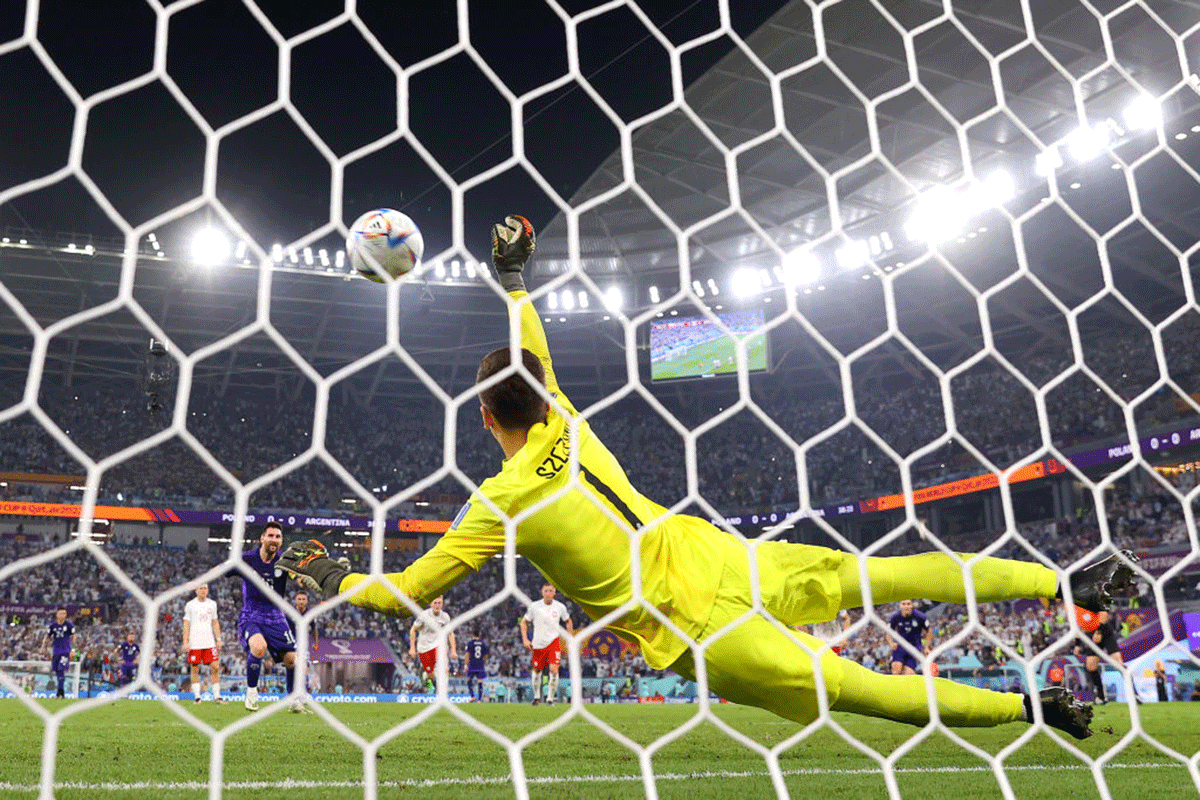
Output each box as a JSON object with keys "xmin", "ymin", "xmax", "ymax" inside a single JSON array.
[{"xmin": 0, "ymin": 761, "xmax": 1183, "ymax": 792}]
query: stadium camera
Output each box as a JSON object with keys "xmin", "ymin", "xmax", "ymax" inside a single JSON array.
[{"xmin": 144, "ymin": 337, "xmax": 174, "ymax": 414}]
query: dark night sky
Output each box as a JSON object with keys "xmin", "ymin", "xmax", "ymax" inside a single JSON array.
[{"xmin": 0, "ymin": 0, "xmax": 792, "ymax": 261}]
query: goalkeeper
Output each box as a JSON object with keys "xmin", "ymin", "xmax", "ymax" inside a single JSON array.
[{"xmin": 282, "ymin": 214, "xmax": 1136, "ymax": 739}]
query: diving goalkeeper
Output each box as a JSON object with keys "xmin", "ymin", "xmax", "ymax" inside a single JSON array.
[{"xmin": 281, "ymin": 214, "xmax": 1136, "ymax": 739}]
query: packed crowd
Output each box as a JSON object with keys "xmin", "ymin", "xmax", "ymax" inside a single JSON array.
[
  {"xmin": 1, "ymin": 472, "xmax": 1193, "ymax": 693},
  {"xmin": 4, "ymin": 315, "xmax": 1200, "ymax": 521},
  {"xmin": 0, "ymin": 534, "xmax": 652, "ymax": 691}
]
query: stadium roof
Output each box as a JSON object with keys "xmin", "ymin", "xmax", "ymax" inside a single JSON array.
[{"xmin": 3, "ymin": 0, "xmax": 1200, "ymax": 408}]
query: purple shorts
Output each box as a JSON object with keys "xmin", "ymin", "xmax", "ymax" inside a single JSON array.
[
  {"xmin": 467, "ymin": 667, "xmax": 487, "ymax": 679},
  {"xmin": 890, "ymin": 648, "xmax": 920, "ymax": 671},
  {"xmin": 239, "ymin": 619, "xmax": 296, "ymax": 661},
  {"xmin": 51, "ymin": 653, "xmax": 70, "ymax": 674}
]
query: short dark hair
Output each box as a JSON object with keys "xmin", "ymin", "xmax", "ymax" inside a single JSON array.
[
  {"xmin": 263, "ymin": 521, "xmax": 283, "ymax": 534},
  {"xmin": 476, "ymin": 347, "xmax": 547, "ymax": 431}
]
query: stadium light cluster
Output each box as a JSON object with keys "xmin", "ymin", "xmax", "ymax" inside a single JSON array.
[
  {"xmin": 748, "ymin": 92, "xmax": 1168, "ymax": 303},
  {"xmin": 123, "ymin": 95, "xmax": 1173, "ymax": 319},
  {"xmin": 547, "ymin": 95, "xmax": 1151, "ymax": 316}
]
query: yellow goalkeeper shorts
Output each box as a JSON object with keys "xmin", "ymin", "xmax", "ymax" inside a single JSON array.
[{"xmin": 669, "ymin": 542, "xmax": 848, "ymax": 724}]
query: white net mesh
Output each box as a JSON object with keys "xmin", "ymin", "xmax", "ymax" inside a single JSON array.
[{"xmin": 2, "ymin": 0, "xmax": 1200, "ymax": 797}]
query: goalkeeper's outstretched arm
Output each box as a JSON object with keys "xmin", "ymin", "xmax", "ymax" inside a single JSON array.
[
  {"xmin": 279, "ymin": 541, "xmax": 477, "ymax": 615},
  {"xmin": 277, "ymin": 215, "xmax": 548, "ymax": 614},
  {"xmin": 490, "ymin": 214, "xmax": 565, "ymax": 402}
]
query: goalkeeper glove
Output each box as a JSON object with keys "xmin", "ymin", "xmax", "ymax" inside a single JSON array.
[
  {"xmin": 491, "ymin": 214, "xmax": 536, "ymax": 293},
  {"xmin": 277, "ymin": 540, "xmax": 349, "ymax": 600}
]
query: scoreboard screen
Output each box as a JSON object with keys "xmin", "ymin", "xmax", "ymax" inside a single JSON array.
[{"xmin": 649, "ymin": 310, "xmax": 768, "ymax": 381}]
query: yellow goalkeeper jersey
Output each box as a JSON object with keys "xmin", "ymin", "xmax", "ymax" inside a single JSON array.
[{"xmin": 341, "ymin": 290, "xmax": 753, "ymax": 668}]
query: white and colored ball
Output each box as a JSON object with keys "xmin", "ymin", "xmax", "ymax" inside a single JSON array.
[{"xmin": 346, "ymin": 209, "xmax": 423, "ymax": 282}]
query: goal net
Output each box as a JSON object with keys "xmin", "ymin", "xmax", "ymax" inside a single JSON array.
[
  {"xmin": 0, "ymin": 660, "xmax": 83, "ymax": 699},
  {"xmin": 1, "ymin": 0, "xmax": 1199, "ymax": 797}
]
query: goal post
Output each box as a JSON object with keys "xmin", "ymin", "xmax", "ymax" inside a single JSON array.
[{"xmin": 0, "ymin": 659, "xmax": 84, "ymax": 699}]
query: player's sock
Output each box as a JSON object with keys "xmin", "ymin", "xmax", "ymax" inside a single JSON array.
[
  {"xmin": 832, "ymin": 659, "xmax": 1024, "ymax": 728},
  {"xmin": 285, "ymin": 667, "xmax": 295, "ymax": 695},
  {"xmin": 246, "ymin": 656, "xmax": 262, "ymax": 688},
  {"xmin": 212, "ymin": 681, "xmax": 221, "ymax": 700},
  {"xmin": 1090, "ymin": 669, "xmax": 1107, "ymax": 702},
  {"xmin": 531, "ymin": 674, "xmax": 541, "ymax": 702},
  {"xmin": 548, "ymin": 673, "xmax": 559, "ymax": 702},
  {"xmin": 56, "ymin": 672, "xmax": 65, "ymax": 697},
  {"xmin": 836, "ymin": 551, "xmax": 1057, "ymax": 609}
]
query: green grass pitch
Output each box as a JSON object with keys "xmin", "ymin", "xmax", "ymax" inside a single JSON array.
[
  {"xmin": 652, "ymin": 335, "xmax": 767, "ymax": 381},
  {"xmin": 1, "ymin": 698, "xmax": 1198, "ymax": 799}
]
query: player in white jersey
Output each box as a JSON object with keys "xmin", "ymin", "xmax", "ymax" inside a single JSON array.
[
  {"xmin": 181, "ymin": 583, "xmax": 225, "ymax": 704},
  {"xmin": 408, "ymin": 596, "xmax": 457, "ymax": 687},
  {"xmin": 809, "ymin": 608, "xmax": 850, "ymax": 655},
  {"xmin": 521, "ymin": 583, "xmax": 574, "ymax": 705}
]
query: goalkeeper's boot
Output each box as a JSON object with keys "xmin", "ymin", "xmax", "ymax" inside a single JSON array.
[
  {"xmin": 1067, "ymin": 550, "xmax": 1139, "ymax": 612},
  {"xmin": 244, "ymin": 686, "xmax": 259, "ymax": 712},
  {"xmin": 1028, "ymin": 687, "xmax": 1093, "ymax": 740}
]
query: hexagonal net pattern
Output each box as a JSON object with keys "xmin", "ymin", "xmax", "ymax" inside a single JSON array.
[{"xmin": 2, "ymin": 0, "xmax": 1200, "ymax": 798}]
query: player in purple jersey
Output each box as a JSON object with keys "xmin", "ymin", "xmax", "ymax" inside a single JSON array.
[
  {"xmin": 115, "ymin": 632, "xmax": 140, "ymax": 687},
  {"xmin": 887, "ymin": 600, "xmax": 932, "ymax": 676},
  {"xmin": 287, "ymin": 590, "xmax": 318, "ymax": 704},
  {"xmin": 464, "ymin": 632, "xmax": 488, "ymax": 702},
  {"xmin": 40, "ymin": 608, "xmax": 74, "ymax": 698},
  {"xmin": 236, "ymin": 522, "xmax": 299, "ymax": 712}
]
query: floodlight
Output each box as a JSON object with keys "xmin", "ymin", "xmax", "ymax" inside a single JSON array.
[
  {"xmin": 982, "ymin": 170, "xmax": 1015, "ymax": 204},
  {"xmin": 781, "ymin": 248, "xmax": 820, "ymax": 286},
  {"xmin": 1034, "ymin": 149, "xmax": 1063, "ymax": 176},
  {"xmin": 835, "ymin": 239, "xmax": 870, "ymax": 268},
  {"xmin": 1066, "ymin": 123, "xmax": 1110, "ymax": 162},
  {"xmin": 1122, "ymin": 95, "xmax": 1161, "ymax": 131},
  {"xmin": 191, "ymin": 227, "xmax": 230, "ymax": 266},
  {"xmin": 602, "ymin": 287, "xmax": 623, "ymax": 311},
  {"xmin": 904, "ymin": 187, "xmax": 963, "ymax": 242},
  {"xmin": 731, "ymin": 267, "xmax": 761, "ymax": 298}
]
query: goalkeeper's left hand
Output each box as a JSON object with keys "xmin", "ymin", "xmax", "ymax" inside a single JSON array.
[
  {"xmin": 491, "ymin": 214, "xmax": 536, "ymax": 293},
  {"xmin": 277, "ymin": 540, "xmax": 349, "ymax": 599}
]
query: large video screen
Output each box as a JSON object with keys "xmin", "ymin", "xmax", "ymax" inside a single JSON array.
[{"xmin": 649, "ymin": 310, "xmax": 768, "ymax": 381}]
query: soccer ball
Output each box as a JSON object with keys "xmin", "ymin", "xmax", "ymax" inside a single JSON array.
[{"xmin": 346, "ymin": 209, "xmax": 424, "ymax": 282}]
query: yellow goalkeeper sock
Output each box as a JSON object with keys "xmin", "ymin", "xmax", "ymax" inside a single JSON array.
[
  {"xmin": 832, "ymin": 659, "xmax": 1024, "ymax": 728},
  {"xmin": 836, "ymin": 551, "xmax": 1057, "ymax": 609}
]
